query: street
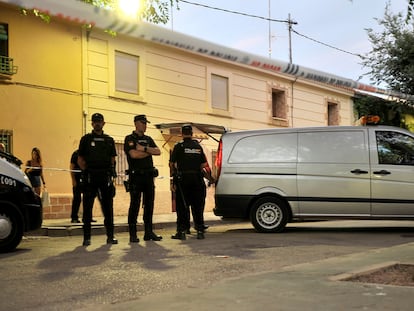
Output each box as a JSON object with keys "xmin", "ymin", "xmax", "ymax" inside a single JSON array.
[{"xmin": 1, "ymin": 220, "xmax": 414, "ymax": 311}]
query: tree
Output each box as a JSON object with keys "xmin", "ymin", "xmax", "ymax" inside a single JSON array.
[
  {"xmin": 355, "ymin": 3, "xmax": 414, "ymax": 128},
  {"xmin": 362, "ymin": 4, "xmax": 414, "ymax": 97},
  {"xmin": 22, "ymin": 0, "xmax": 179, "ymax": 25},
  {"xmin": 82, "ymin": 0, "xmax": 179, "ymax": 25},
  {"xmin": 353, "ymin": 94, "xmax": 413, "ymax": 129}
]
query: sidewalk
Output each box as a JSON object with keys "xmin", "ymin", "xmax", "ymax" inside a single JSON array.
[{"xmin": 37, "ymin": 212, "xmax": 223, "ymax": 237}]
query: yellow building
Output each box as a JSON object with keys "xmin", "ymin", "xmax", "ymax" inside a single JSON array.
[{"xmin": 0, "ymin": 0, "xmax": 355, "ymax": 219}]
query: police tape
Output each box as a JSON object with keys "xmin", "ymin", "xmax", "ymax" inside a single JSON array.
[
  {"xmin": 24, "ymin": 166, "xmax": 166, "ymax": 178},
  {"xmin": 25, "ymin": 166, "xmax": 82, "ymax": 173},
  {"xmin": 4, "ymin": 0, "xmax": 413, "ymax": 102}
]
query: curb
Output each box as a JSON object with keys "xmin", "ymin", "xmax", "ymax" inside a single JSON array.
[{"xmin": 28, "ymin": 219, "xmax": 225, "ymax": 237}]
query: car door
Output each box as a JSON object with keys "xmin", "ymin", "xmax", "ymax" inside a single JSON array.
[
  {"xmin": 370, "ymin": 128, "xmax": 414, "ymax": 216},
  {"xmin": 297, "ymin": 129, "xmax": 371, "ymax": 216}
]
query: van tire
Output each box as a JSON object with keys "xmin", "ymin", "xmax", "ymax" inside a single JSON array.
[
  {"xmin": 0, "ymin": 201, "xmax": 24, "ymax": 253},
  {"xmin": 250, "ymin": 197, "xmax": 288, "ymax": 233}
]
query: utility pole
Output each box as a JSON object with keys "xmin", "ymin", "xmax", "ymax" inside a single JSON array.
[
  {"xmin": 288, "ymin": 13, "xmax": 297, "ymax": 64},
  {"xmin": 268, "ymin": 3, "xmax": 297, "ymax": 62}
]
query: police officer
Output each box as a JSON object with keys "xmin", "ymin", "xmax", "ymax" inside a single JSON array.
[
  {"xmin": 124, "ymin": 114, "xmax": 162, "ymax": 243},
  {"xmin": 170, "ymin": 124, "xmax": 215, "ymax": 240},
  {"xmin": 78, "ymin": 113, "xmax": 118, "ymax": 246},
  {"xmin": 70, "ymin": 149, "xmax": 98, "ymax": 224}
]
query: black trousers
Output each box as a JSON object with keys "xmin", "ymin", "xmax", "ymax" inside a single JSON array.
[
  {"xmin": 175, "ymin": 174, "xmax": 206, "ymax": 232},
  {"xmin": 82, "ymin": 172, "xmax": 114, "ymax": 240},
  {"xmin": 71, "ymin": 185, "xmax": 82, "ymax": 221},
  {"xmin": 128, "ymin": 174, "xmax": 155, "ymax": 229}
]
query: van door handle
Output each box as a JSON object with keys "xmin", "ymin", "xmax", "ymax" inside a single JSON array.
[
  {"xmin": 373, "ymin": 170, "xmax": 391, "ymax": 175},
  {"xmin": 351, "ymin": 169, "xmax": 368, "ymax": 174}
]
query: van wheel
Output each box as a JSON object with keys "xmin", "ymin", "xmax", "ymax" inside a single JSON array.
[
  {"xmin": 250, "ymin": 197, "xmax": 288, "ymax": 233},
  {"xmin": 0, "ymin": 202, "xmax": 24, "ymax": 253}
]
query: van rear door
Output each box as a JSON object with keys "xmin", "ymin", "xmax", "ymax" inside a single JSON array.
[
  {"xmin": 369, "ymin": 128, "xmax": 414, "ymax": 216},
  {"xmin": 296, "ymin": 129, "xmax": 371, "ymax": 216}
]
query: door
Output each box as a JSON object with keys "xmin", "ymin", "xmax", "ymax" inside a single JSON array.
[
  {"xmin": 370, "ymin": 129, "xmax": 414, "ymax": 216},
  {"xmin": 297, "ymin": 129, "xmax": 371, "ymax": 216}
]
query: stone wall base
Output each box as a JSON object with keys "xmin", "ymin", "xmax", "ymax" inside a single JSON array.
[{"xmin": 42, "ymin": 186, "xmax": 215, "ymax": 219}]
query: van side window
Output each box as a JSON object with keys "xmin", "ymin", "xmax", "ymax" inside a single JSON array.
[
  {"xmin": 376, "ymin": 131, "xmax": 414, "ymax": 165},
  {"xmin": 298, "ymin": 131, "xmax": 367, "ymax": 163},
  {"xmin": 229, "ymin": 133, "xmax": 297, "ymax": 163}
]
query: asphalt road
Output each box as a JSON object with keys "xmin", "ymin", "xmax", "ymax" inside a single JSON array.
[{"xmin": 1, "ymin": 220, "xmax": 414, "ymax": 311}]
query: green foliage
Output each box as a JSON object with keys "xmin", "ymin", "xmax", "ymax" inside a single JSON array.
[
  {"xmin": 81, "ymin": 0, "xmax": 179, "ymax": 24},
  {"xmin": 20, "ymin": 8, "xmax": 51, "ymax": 23},
  {"xmin": 357, "ymin": 2, "xmax": 414, "ymax": 131},
  {"xmin": 354, "ymin": 95, "xmax": 414, "ymax": 129},
  {"xmin": 20, "ymin": 0, "xmax": 179, "ymax": 25},
  {"xmin": 362, "ymin": 4, "xmax": 414, "ymax": 99}
]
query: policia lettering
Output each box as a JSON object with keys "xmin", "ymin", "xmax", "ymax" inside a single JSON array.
[
  {"xmin": 78, "ymin": 113, "xmax": 118, "ymax": 246},
  {"xmin": 170, "ymin": 124, "xmax": 215, "ymax": 240},
  {"xmin": 124, "ymin": 114, "xmax": 162, "ymax": 243}
]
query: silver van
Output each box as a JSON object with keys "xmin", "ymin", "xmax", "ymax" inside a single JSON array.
[{"xmin": 214, "ymin": 125, "xmax": 414, "ymax": 232}]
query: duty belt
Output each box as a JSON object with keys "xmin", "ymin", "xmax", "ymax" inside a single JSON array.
[
  {"xmin": 128, "ymin": 169, "xmax": 153, "ymax": 175},
  {"xmin": 179, "ymin": 170, "xmax": 201, "ymax": 175}
]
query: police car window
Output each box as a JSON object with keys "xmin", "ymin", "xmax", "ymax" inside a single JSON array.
[
  {"xmin": 229, "ymin": 133, "xmax": 297, "ymax": 163},
  {"xmin": 376, "ymin": 131, "xmax": 414, "ymax": 165}
]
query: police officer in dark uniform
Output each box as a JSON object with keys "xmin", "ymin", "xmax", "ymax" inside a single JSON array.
[
  {"xmin": 124, "ymin": 114, "xmax": 162, "ymax": 243},
  {"xmin": 170, "ymin": 124, "xmax": 215, "ymax": 240},
  {"xmin": 78, "ymin": 113, "xmax": 118, "ymax": 246}
]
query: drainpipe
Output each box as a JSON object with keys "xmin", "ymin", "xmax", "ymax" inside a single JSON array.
[{"xmin": 81, "ymin": 27, "xmax": 89, "ymax": 135}]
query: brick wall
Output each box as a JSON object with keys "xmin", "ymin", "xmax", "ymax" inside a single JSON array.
[{"xmin": 42, "ymin": 186, "xmax": 215, "ymax": 219}]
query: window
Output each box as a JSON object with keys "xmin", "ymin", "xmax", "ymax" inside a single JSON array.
[
  {"xmin": 376, "ymin": 131, "xmax": 414, "ymax": 165},
  {"xmin": 299, "ymin": 131, "xmax": 367, "ymax": 164},
  {"xmin": 115, "ymin": 51, "xmax": 139, "ymax": 94},
  {"xmin": 211, "ymin": 74, "xmax": 228, "ymax": 111},
  {"xmin": 0, "ymin": 23, "xmax": 8, "ymax": 57},
  {"xmin": 272, "ymin": 89, "xmax": 287, "ymax": 119},
  {"xmin": 114, "ymin": 143, "xmax": 127, "ymax": 185},
  {"xmin": 0, "ymin": 129, "xmax": 13, "ymax": 153},
  {"xmin": 229, "ymin": 133, "xmax": 297, "ymax": 163},
  {"xmin": 0, "ymin": 23, "xmax": 10, "ymax": 75},
  {"xmin": 327, "ymin": 102, "xmax": 339, "ymax": 125}
]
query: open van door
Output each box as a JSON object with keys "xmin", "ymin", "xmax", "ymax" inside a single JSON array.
[{"xmin": 155, "ymin": 122, "xmax": 227, "ymax": 143}]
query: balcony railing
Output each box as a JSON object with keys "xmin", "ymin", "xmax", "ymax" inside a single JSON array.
[{"xmin": 0, "ymin": 55, "xmax": 18, "ymax": 75}]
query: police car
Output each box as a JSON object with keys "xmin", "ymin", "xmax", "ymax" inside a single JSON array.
[{"xmin": 0, "ymin": 150, "xmax": 42, "ymax": 252}]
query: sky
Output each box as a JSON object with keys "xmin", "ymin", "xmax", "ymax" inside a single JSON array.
[{"xmin": 158, "ymin": 0, "xmax": 409, "ymax": 86}]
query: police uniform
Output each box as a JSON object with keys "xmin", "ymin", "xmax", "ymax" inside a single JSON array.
[
  {"xmin": 124, "ymin": 114, "xmax": 162, "ymax": 242},
  {"xmin": 170, "ymin": 125, "xmax": 208, "ymax": 240},
  {"xmin": 78, "ymin": 113, "xmax": 117, "ymax": 245}
]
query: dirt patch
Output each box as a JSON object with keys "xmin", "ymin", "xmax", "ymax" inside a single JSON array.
[{"xmin": 345, "ymin": 264, "xmax": 414, "ymax": 287}]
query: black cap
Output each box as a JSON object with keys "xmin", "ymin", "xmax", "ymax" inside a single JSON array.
[
  {"xmin": 134, "ymin": 114, "xmax": 150, "ymax": 123},
  {"xmin": 91, "ymin": 113, "xmax": 104, "ymax": 122},
  {"xmin": 182, "ymin": 124, "xmax": 193, "ymax": 135}
]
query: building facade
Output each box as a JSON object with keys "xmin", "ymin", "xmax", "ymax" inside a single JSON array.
[{"xmin": 0, "ymin": 1, "xmax": 354, "ymax": 219}]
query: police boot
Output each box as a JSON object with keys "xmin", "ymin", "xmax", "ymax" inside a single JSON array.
[
  {"xmin": 106, "ymin": 227, "xmax": 118, "ymax": 244},
  {"xmin": 129, "ymin": 224, "xmax": 139, "ymax": 243},
  {"xmin": 197, "ymin": 231, "xmax": 205, "ymax": 240},
  {"xmin": 143, "ymin": 223, "xmax": 162, "ymax": 241},
  {"xmin": 83, "ymin": 224, "xmax": 91, "ymax": 246},
  {"xmin": 171, "ymin": 231, "xmax": 186, "ymax": 240}
]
